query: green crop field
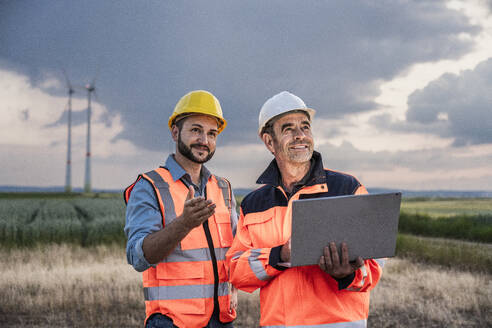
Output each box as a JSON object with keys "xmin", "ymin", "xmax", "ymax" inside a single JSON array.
[
  {"xmin": 1, "ymin": 193, "xmax": 491, "ymax": 273},
  {"xmin": 0, "ymin": 193, "xmax": 126, "ymax": 248},
  {"xmin": 401, "ymin": 198, "xmax": 492, "ymax": 217},
  {"xmin": 398, "ymin": 212, "xmax": 492, "ymax": 243},
  {"xmin": 398, "ymin": 198, "xmax": 492, "ymax": 244}
]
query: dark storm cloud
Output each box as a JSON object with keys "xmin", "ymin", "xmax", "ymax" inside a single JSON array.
[
  {"xmin": 406, "ymin": 58, "xmax": 492, "ymax": 146},
  {"xmin": 0, "ymin": 0, "xmax": 479, "ymax": 150},
  {"xmin": 318, "ymin": 141, "xmax": 492, "ymax": 173},
  {"xmin": 368, "ymin": 112, "xmax": 450, "ymax": 136}
]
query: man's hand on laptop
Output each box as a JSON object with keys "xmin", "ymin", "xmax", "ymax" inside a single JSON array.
[
  {"xmin": 318, "ymin": 242, "xmax": 364, "ymax": 279},
  {"xmin": 280, "ymin": 238, "xmax": 291, "ymax": 262}
]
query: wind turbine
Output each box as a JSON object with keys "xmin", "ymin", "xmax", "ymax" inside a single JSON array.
[
  {"xmin": 62, "ymin": 69, "xmax": 74, "ymax": 193},
  {"xmin": 84, "ymin": 78, "xmax": 96, "ymax": 193}
]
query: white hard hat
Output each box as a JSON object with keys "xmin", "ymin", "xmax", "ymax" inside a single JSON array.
[{"xmin": 258, "ymin": 91, "xmax": 316, "ymax": 135}]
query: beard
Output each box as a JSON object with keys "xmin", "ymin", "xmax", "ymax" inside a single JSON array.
[
  {"xmin": 274, "ymin": 139, "xmax": 313, "ymax": 163},
  {"xmin": 177, "ymin": 134, "xmax": 215, "ymax": 164}
]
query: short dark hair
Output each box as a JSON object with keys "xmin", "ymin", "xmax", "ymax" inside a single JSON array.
[
  {"xmin": 261, "ymin": 121, "xmax": 275, "ymax": 137},
  {"xmin": 171, "ymin": 113, "xmax": 191, "ymax": 131},
  {"xmin": 174, "ymin": 117, "xmax": 186, "ymax": 130}
]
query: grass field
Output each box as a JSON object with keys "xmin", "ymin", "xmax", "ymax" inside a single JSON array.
[
  {"xmin": 0, "ymin": 244, "xmax": 490, "ymax": 327},
  {"xmin": 396, "ymin": 233, "xmax": 492, "ymax": 273},
  {"xmin": 0, "ymin": 193, "xmax": 491, "ymax": 327},
  {"xmin": 1, "ymin": 194, "xmax": 491, "ymax": 246},
  {"xmin": 1, "ymin": 194, "xmax": 491, "ymax": 269},
  {"xmin": 401, "ymin": 198, "xmax": 492, "ymax": 217},
  {"xmin": 0, "ymin": 194, "xmax": 125, "ymax": 248},
  {"xmin": 398, "ymin": 212, "xmax": 492, "ymax": 243}
]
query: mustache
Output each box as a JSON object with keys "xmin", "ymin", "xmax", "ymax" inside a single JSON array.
[
  {"xmin": 191, "ymin": 144, "xmax": 210, "ymax": 152},
  {"xmin": 288, "ymin": 139, "xmax": 312, "ymax": 147}
]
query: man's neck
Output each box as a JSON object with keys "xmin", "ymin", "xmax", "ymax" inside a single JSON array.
[
  {"xmin": 174, "ymin": 153, "xmax": 202, "ymax": 185},
  {"xmin": 277, "ymin": 159, "xmax": 311, "ymax": 193}
]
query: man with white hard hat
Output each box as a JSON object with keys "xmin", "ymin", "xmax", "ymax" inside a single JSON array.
[{"xmin": 226, "ymin": 91, "xmax": 384, "ymax": 327}]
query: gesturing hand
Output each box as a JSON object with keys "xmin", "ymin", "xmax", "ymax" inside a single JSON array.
[
  {"xmin": 319, "ymin": 242, "xmax": 364, "ymax": 279},
  {"xmin": 181, "ymin": 186, "xmax": 216, "ymax": 230}
]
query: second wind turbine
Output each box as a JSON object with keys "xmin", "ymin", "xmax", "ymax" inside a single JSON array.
[
  {"xmin": 62, "ymin": 70, "xmax": 74, "ymax": 193},
  {"xmin": 84, "ymin": 80, "xmax": 96, "ymax": 193}
]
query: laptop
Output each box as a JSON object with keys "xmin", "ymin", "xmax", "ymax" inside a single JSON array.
[{"xmin": 290, "ymin": 192, "xmax": 401, "ymax": 267}]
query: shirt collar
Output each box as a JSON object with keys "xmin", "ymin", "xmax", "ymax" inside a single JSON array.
[
  {"xmin": 256, "ymin": 150, "xmax": 326, "ymax": 188},
  {"xmin": 163, "ymin": 154, "xmax": 211, "ymax": 183}
]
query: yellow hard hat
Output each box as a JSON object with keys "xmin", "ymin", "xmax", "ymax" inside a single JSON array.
[{"xmin": 168, "ymin": 90, "xmax": 227, "ymax": 133}]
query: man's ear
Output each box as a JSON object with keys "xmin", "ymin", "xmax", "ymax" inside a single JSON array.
[
  {"xmin": 171, "ymin": 125, "xmax": 179, "ymax": 142},
  {"xmin": 261, "ymin": 133, "xmax": 275, "ymax": 154}
]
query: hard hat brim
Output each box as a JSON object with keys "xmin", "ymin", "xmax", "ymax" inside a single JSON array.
[
  {"xmin": 168, "ymin": 111, "xmax": 227, "ymax": 133},
  {"xmin": 258, "ymin": 107, "xmax": 315, "ymax": 136}
]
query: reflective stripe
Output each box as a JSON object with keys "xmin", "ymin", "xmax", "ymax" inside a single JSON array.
[
  {"xmin": 216, "ymin": 176, "xmax": 238, "ymax": 236},
  {"xmin": 161, "ymin": 247, "xmax": 229, "ymax": 263},
  {"xmin": 375, "ymin": 258, "xmax": 386, "ymax": 268},
  {"xmin": 144, "ymin": 282, "xmax": 230, "ymax": 301},
  {"xmin": 361, "ymin": 265, "xmax": 367, "ymax": 278},
  {"xmin": 216, "ymin": 176, "xmax": 231, "ymax": 210},
  {"xmin": 232, "ymin": 251, "xmax": 244, "ymax": 260},
  {"xmin": 213, "ymin": 247, "xmax": 229, "ymax": 262},
  {"xmin": 249, "ymin": 249, "xmax": 271, "ymax": 281},
  {"xmin": 262, "ymin": 319, "xmax": 366, "ymax": 328},
  {"xmin": 145, "ymin": 170, "xmax": 177, "ymax": 227}
]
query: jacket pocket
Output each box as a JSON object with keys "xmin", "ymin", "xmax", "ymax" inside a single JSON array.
[
  {"xmin": 157, "ymin": 262, "xmax": 205, "ymax": 280},
  {"xmin": 214, "ymin": 212, "xmax": 233, "ymax": 247},
  {"xmin": 243, "ymin": 207, "xmax": 283, "ymax": 247},
  {"xmin": 156, "ymin": 262, "xmax": 206, "ymax": 314}
]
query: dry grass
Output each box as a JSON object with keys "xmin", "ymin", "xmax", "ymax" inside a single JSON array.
[
  {"xmin": 0, "ymin": 244, "xmax": 142, "ymax": 327},
  {"xmin": 0, "ymin": 245, "xmax": 490, "ymax": 327},
  {"xmin": 369, "ymin": 258, "xmax": 492, "ymax": 327}
]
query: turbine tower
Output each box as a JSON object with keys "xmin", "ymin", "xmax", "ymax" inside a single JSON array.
[
  {"xmin": 62, "ymin": 70, "xmax": 74, "ymax": 193},
  {"xmin": 84, "ymin": 80, "xmax": 96, "ymax": 193}
]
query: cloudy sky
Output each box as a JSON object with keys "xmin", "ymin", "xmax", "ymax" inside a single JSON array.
[{"xmin": 1, "ymin": 0, "xmax": 491, "ymax": 191}]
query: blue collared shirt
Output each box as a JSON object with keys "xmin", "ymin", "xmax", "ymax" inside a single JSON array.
[{"xmin": 124, "ymin": 154, "xmax": 238, "ymax": 272}]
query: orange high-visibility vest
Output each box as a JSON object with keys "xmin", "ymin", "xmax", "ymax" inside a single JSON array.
[
  {"xmin": 125, "ymin": 168, "xmax": 236, "ymax": 328},
  {"xmin": 227, "ymin": 153, "xmax": 384, "ymax": 328}
]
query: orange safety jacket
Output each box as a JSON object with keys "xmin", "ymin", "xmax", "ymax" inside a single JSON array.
[
  {"xmin": 226, "ymin": 151, "xmax": 384, "ymax": 328},
  {"xmin": 124, "ymin": 167, "xmax": 237, "ymax": 328}
]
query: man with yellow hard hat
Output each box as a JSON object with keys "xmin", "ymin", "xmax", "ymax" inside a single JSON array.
[{"xmin": 124, "ymin": 90, "xmax": 237, "ymax": 328}]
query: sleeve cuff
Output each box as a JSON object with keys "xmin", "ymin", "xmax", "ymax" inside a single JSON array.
[
  {"xmin": 268, "ymin": 245, "xmax": 288, "ymax": 271},
  {"xmin": 133, "ymin": 236, "xmax": 154, "ymax": 272},
  {"xmin": 336, "ymin": 272, "xmax": 355, "ymax": 290}
]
